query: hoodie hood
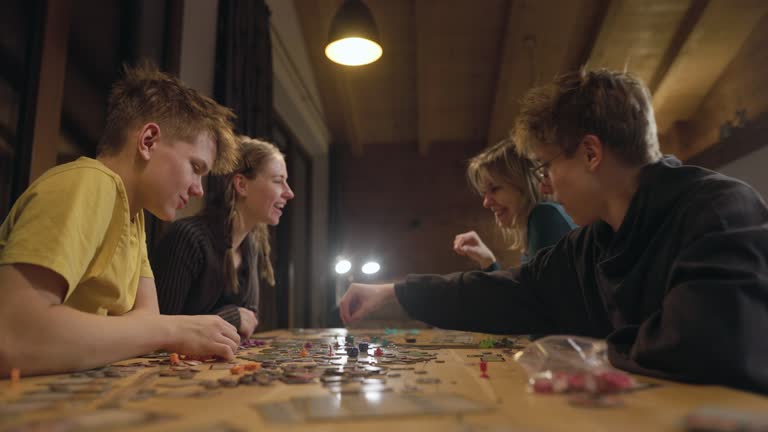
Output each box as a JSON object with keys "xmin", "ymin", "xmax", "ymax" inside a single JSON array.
[{"xmin": 593, "ymin": 155, "xmax": 726, "ymax": 267}]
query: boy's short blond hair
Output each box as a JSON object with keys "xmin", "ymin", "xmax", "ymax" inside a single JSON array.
[
  {"xmin": 99, "ymin": 63, "xmax": 238, "ymax": 174},
  {"xmin": 514, "ymin": 68, "xmax": 662, "ymax": 166}
]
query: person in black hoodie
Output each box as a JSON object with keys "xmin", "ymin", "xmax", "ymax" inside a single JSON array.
[{"xmin": 339, "ymin": 68, "xmax": 768, "ymax": 394}]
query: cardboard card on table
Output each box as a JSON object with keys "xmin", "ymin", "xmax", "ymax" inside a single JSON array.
[{"xmin": 7, "ymin": 409, "xmax": 174, "ymax": 432}]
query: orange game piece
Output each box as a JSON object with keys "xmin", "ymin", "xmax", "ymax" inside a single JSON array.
[
  {"xmin": 10, "ymin": 368, "xmax": 20, "ymax": 386},
  {"xmin": 230, "ymin": 365, "xmax": 245, "ymax": 375},
  {"xmin": 299, "ymin": 349, "xmax": 309, "ymax": 357},
  {"xmin": 169, "ymin": 353, "xmax": 181, "ymax": 365},
  {"xmin": 244, "ymin": 362, "xmax": 261, "ymax": 372}
]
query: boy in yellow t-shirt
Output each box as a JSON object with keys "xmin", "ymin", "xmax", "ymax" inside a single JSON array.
[{"xmin": 0, "ymin": 64, "xmax": 242, "ymax": 376}]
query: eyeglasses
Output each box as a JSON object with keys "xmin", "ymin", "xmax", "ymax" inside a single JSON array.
[{"xmin": 530, "ymin": 151, "xmax": 563, "ymax": 183}]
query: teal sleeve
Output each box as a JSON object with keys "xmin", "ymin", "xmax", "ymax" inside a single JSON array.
[{"xmin": 527, "ymin": 204, "xmax": 576, "ymax": 259}]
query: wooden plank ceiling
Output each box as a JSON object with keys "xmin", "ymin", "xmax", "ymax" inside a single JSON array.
[{"xmin": 295, "ymin": 0, "xmax": 768, "ymax": 156}]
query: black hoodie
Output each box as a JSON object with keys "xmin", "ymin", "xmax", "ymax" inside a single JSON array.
[{"xmin": 395, "ymin": 156, "xmax": 768, "ymax": 394}]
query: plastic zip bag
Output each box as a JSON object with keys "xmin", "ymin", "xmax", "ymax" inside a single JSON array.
[{"xmin": 513, "ymin": 335, "xmax": 636, "ymax": 394}]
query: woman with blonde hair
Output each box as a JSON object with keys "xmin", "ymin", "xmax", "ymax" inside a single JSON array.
[
  {"xmin": 153, "ymin": 136, "xmax": 294, "ymax": 338},
  {"xmin": 453, "ymin": 139, "xmax": 575, "ymax": 269}
]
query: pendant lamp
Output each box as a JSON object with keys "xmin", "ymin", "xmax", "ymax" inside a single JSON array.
[{"xmin": 325, "ymin": 0, "xmax": 382, "ymax": 66}]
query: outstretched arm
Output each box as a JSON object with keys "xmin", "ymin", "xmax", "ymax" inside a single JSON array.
[
  {"xmin": 342, "ymin": 234, "xmax": 593, "ymax": 336},
  {"xmin": 0, "ymin": 264, "xmax": 240, "ymax": 377}
]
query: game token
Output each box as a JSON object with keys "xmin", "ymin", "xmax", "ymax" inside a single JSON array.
[
  {"xmin": 238, "ymin": 375, "xmax": 255, "ymax": 385},
  {"xmin": 10, "ymin": 368, "xmax": 20, "ymax": 387},
  {"xmin": 595, "ymin": 371, "xmax": 635, "ymax": 393},
  {"xmin": 169, "ymin": 353, "xmax": 180, "ymax": 366},
  {"xmin": 479, "ymin": 360, "xmax": 489, "ymax": 378},
  {"xmin": 281, "ymin": 373, "xmax": 315, "ymax": 384},
  {"xmin": 415, "ymin": 377, "xmax": 441, "ymax": 384},
  {"xmin": 566, "ymin": 373, "xmax": 588, "ymax": 392},
  {"xmin": 178, "ymin": 371, "xmax": 196, "ymax": 379},
  {"xmin": 218, "ymin": 378, "xmax": 238, "ymax": 387},
  {"xmin": 244, "ymin": 363, "xmax": 261, "ymax": 372},
  {"xmin": 479, "ymin": 338, "xmax": 495, "ymax": 349},
  {"xmin": 200, "ymin": 380, "xmax": 220, "ymax": 390},
  {"xmin": 321, "ymin": 375, "xmax": 344, "ymax": 384},
  {"xmin": 531, "ymin": 377, "xmax": 553, "ymax": 393}
]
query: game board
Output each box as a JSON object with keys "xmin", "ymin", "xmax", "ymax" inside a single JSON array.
[{"xmin": 1, "ymin": 328, "xmax": 767, "ymax": 432}]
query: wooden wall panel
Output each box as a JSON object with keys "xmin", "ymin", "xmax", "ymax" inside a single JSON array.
[{"xmin": 29, "ymin": 0, "xmax": 70, "ymax": 182}]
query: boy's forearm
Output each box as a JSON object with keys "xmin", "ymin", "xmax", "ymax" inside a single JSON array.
[{"xmin": 0, "ymin": 301, "xmax": 171, "ymax": 377}]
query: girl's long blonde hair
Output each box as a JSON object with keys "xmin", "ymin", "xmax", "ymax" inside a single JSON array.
[
  {"xmin": 204, "ymin": 136, "xmax": 282, "ymax": 294},
  {"xmin": 466, "ymin": 139, "xmax": 541, "ymax": 252}
]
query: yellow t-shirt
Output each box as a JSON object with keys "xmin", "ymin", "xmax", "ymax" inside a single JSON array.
[{"xmin": 0, "ymin": 157, "xmax": 153, "ymax": 315}]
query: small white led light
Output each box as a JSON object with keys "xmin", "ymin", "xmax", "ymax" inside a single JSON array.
[
  {"xmin": 335, "ymin": 259, "xmax": 352, "ymax": 274},
  {"xmin": 361, "ymin": 261, "xmax": 380, "ymax": 275}
]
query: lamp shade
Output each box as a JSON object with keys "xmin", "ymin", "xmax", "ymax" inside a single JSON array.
[{"xmin": 325, "ymin": 0, "xmax": 382, "ymax": 66}]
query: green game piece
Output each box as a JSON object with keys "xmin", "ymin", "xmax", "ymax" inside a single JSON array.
[{"xmin": 478, "ymin": 339, "xmax": 495, "ymax": 349}]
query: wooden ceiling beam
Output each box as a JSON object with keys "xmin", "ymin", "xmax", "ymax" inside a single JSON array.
[
  {"xmin": 415, "ymin": 0, "xmax": 507, "ymax": 156},
  {"xmin": 587, "ymin": 0, "xmax": 693, "ymax": 86},
  {"xmin": 487, "ymin": 0, "xmax": 604, "ymax": 147},
  {"xmin": 647, "ymin": 0, "xmax": 709, "ymax": 94},
  {"xmin": 652, "ymin": 0, "xmax": 768, "ymax": 134}
]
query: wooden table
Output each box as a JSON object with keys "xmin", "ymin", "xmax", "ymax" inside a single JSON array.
[{"xmin": 1, "ymin": 328, "xmax": 767, "ymax": 432}]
